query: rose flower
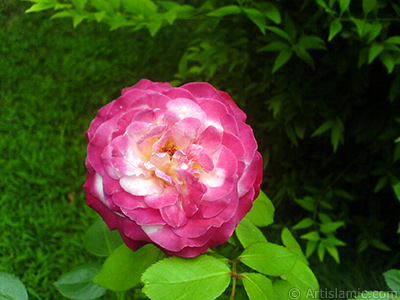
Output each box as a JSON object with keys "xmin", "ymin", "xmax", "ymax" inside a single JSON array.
[{"xmin": 84, "ymin": 79, "xmax": 262, "ymax": 257}]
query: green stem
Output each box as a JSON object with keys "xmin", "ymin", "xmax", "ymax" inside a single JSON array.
[
  {"xmin": 117, "ymin": 291, "xmax": 126, "ymax": 300},
  {"xmin": 230, "ymin": 276, "xmax": 237, "ymax": 300}
]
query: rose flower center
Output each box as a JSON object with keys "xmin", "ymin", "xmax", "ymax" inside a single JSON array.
[{"xmin": 159, "ymin": 140, "xmax": 178, "ymax": 158}]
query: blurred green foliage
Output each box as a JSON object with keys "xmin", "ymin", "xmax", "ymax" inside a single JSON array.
[{"xmin": 3, "ymin": 0, "xmax": 400, "ymax": 298}]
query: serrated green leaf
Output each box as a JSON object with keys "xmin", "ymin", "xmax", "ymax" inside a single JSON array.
[
  {"xmin": 121, "ymin": 0, "xmax": 158, "ymax": 15},
  {"xmin": 331, "ymin": 118, "xmax": 344, "ymax": 152},
  {"xmin": 369, "ymin": 42, "xmax": 384, "ymax": 64},
  {"xmin": 273, "ymin": 280, "xmax": 292, "ymax": 300},
  {"xmin": 236, "ymin": 218, "xmax": 267, "ymax": 249},
  {"xmin": 367, "ymin": 21, "xmax": 383, "ymax": 43},
  {"xmin": 379, "ymin": 52, "xmax": 395, "ymax": 74},
  {"xmin": 244, "ymin": 8, "xmax": 267, "ymax": 34},
  {"xmin": 272, "ymin": 50, "xmax": 292, "ymax": 73},
  {"xmin": 363, "ymin": 0, "xmax": 377, "ymax": 15},
  {"xmin": 352, "ymin": 18, "xmax": 372, "ymax": 38},
  {"xmin": 281, "ymin": 228, "xmax": 309, "ymax": 265},
  {"xmin": 386, "ymin": 36, "xmax": 400, "ymax": 45},
  {"xmin": 338, "ymin": 0, "xmax": 350, "ymax": 13},
  {"xmin": 292, "ymin": 218, "xmax": 314, "ymax": 230},
  {"xmin": 311, "ymin": 120, "xmax": 333, "ymax": 137},
  {"xmin": 258, "ymin": 42, "xmax": 291, "ymax": 52},
  {"xmin": 90, "ymin": 0, "xmax": 114, "ymax": 12},
  {"xmin": 384, "ymin": 269, "xmax": 400, "ymax": 294},
  {"xmin": 370, "ymin": 239, "xmax": 391, "ymax": 251},
  {"xmin": 300, "ymin": 231, "xmax": 320, "ymax": 242},
  {"xmin": 146, "ymin": 20, "xmax": 163, "ymax": 36},
  {"xmin": 207, "ymin": 5, "xmax": 241, "ymax": 17},
  {"xmin": 0, "ymin": 272, "xmax": 28, "ymax": 300},
  {"xmin": 25, "ymin": 2, "xmax": 55, "ymax": 13},
  {"xmin": 374, "ymin": 176, "xmax": 388, "ymax": 193},
  {"xmin": 73, "ymin": 13, "xmax": 88, "ymax": 27},
  {"xmin": 72, "ymin": 0, "xmax": 87, "ymax": 11},
  {"xmin": 50, "ymin": 11, "xmax": 73, "ymax": 20},
  {"xmin": 266, "ymin": 26, "xmax": 292, "ymax": 42},
  {"xmin": 142, "ymin": 255, "xmax": 231, "ymax": 300},
  {"xmin": 294, "ymin": 45, "xmax": 315, "ymax": 69},
  {"xmin": 259, "ymin": 2, "xmax": 281, "ymax": 24},
  {"xmin": 245, "ymin": 190, "xmax": 274, "ymax": 227},
  {"xmin": 318, "ymin": 213, "xmax": 332, "ymax": 223},
  {"xmin": 241, "ymin": 242, "xmax": 297, "ymax": 276},
  {"xmin": 324, "ymin": 244, "xmax": 340, "ymax": 263},
  {"xmin": 84, "ymin": 219, "xmax": 123, "ymax": 257},
  {"xmin": 242, "ymin": 273, "xmax": 277, "ymax": 300},
  {"xmin": 294, "ymin": 197, "xmax": 315, "ymax": 212},
  {"xmin": 54, "ymin": 264, "xmax": 106, "ymax": 300},
  {"xmin": 285, "ymin": 260, "xmax": 319, "ymax": 300},
  {"xmin": 320, "ymin": 221, "xmax": 345, "ymax": 234},
  {"xmin": 94, "ymin": 244, "xmax": 161, "ymax": 291},
  {"xmin": 393, "ymin": 182, "xmax": 400, "ymax": 201},
  {"xmin": 317, "ymin": 242, "xmax": 326, "ymax": 261},
  {"xmin": 305, "ymin": 240, "xmax": 318, "ymax": 257},
  {"xmin": 298, "ymin": 36, "xmax": 326, "ymax": 50},
  {"xmin": 329, "ymin": 19, "xmax": 342, "ymax": 41}
]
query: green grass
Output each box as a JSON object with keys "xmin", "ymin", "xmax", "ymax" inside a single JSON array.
[{"xmin": 0, "ymin": 2, "xmax": 187, "ymax": 298}]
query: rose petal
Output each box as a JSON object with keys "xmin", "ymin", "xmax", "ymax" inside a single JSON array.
[
  {"xmin": 222, "ymin": 132, "xmax": 245, "ymax": 159},
  {"xmin": 112, "ymin": 190, "xmax": 147, "ymax": 210},
  {"xmin": 196, "ymin": 125, "xmax": 222, "ymax": 154},
  {"xmin": 120, "ymin": 174, "xmax": 163, "ymax": 196},
  {"xmin": 160, "ymin": 203, "xmax": 188, "ymax": 228},
  {"xmin": 172, "ymin": 118, "xmax": 201, "ymax": 149},
  {"xmin": 144, "ymin": 193, "xmax": 179, "ymax": 209},
  {"xmin": 122, "ymin": 207, "xmax": 166, "ymax": 225},
  {"xmin": 166, "ymin": 98, "xmax": 206, "ymax": 122},
  {"xmin": 185, "ymin": 144, "xmax": 214, "ymax": 172}
]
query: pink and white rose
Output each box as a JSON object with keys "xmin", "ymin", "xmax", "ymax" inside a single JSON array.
[{"xmin": 83, "ymin": 79, "xmax": 263, "ymax": 257}]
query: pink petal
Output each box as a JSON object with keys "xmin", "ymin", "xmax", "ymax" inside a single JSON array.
[
  {"xmin": 172, "ymin": 218, "xmax": 222, "ymax": 238},
  {"xmin": 222, "ymin": 132, "xmax": 245, "ymax": 159},
  {"xmin": 208, "ymin": 218, "xmax": 237, "ymax": 247},
  {"xmin": 144, "ymin": 193, "xmax": 179, "ymax": 209},
  {"xmin": 221, "ymin": 113, "xmax": 239, "ymax": 136},
  {"xmin": 218, "ymin": 90, "xmax": 247, "ymax": 122},
  {"xmin": 131, "ymin": 109, "xmax": 156, "ymax": 123},
  {"xmin": 181, "ymin": 82, "xmax": 221, "ymax": 100},
  {"xmin": 172, "ymin": 117, "xmax": 201, "ymax": 149},
  {"xmin": 166, "ymin": 98, "xmax": 206, "ymax": 122},
  {"xmin": 131, "ymin": 93, "xmax": 171, "ymax": 111},
  {"xmin": 160, "ymin": 203, "xmax": 188, "ymax": 228},
  {"xmin": 235, "ymin": 187, "xmax": 256, "ymax": 222},
  {"xmin": 163, "ymin": 243, "xmax": 211, "ymax": 258},
  {"xmin": 163, "ymin": 87, "xmax": 196, "ymax": 100},
  {"xmin": 118, "ymin": 216, "xmax": 152, "ymax": 243},
  {"xmin": 120, "ymin": 174, "xmax": 163, "ymax": 196},
  {"xmin": 122, "ymin": 79, "xmax": 155, "ymax": 95},
  {"xmin": 238, "ymin": 151, "xmax": 263, "ymax": 197},
  {"xmin": 200, "ymin": 146, "xmax": 238, "ymax": 200},
  {"xmin": 197, "ymin": 182, "xmax": 239, "ymax": 219},
  {"xmin": 198, "ymin": 99, "xmax": 228, "ymax": 132},
  {"xmin": 185, "ymin": 144, "xmax": 214, "ymax": 172},
  {"xmin": 142, "ymin": 224, "xmax": 216, "ymax": 251},
  {"xmin": 237, "ymin": 121, "xmax": 258, "ymax": 163},
  {"xmin": 197, "ymin": 126, "xmax": 223, "ymax": 154},
  {"xmin": 112, "ymin": 190, "xmax": 147, "ymax": 210},
  {"xmin": 122, "ymin": 207, "xmax": 166, "ymax": 225},
  {"xmin": 102, "ymin": 175, "xmax": 122, "ymax": 195}
]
